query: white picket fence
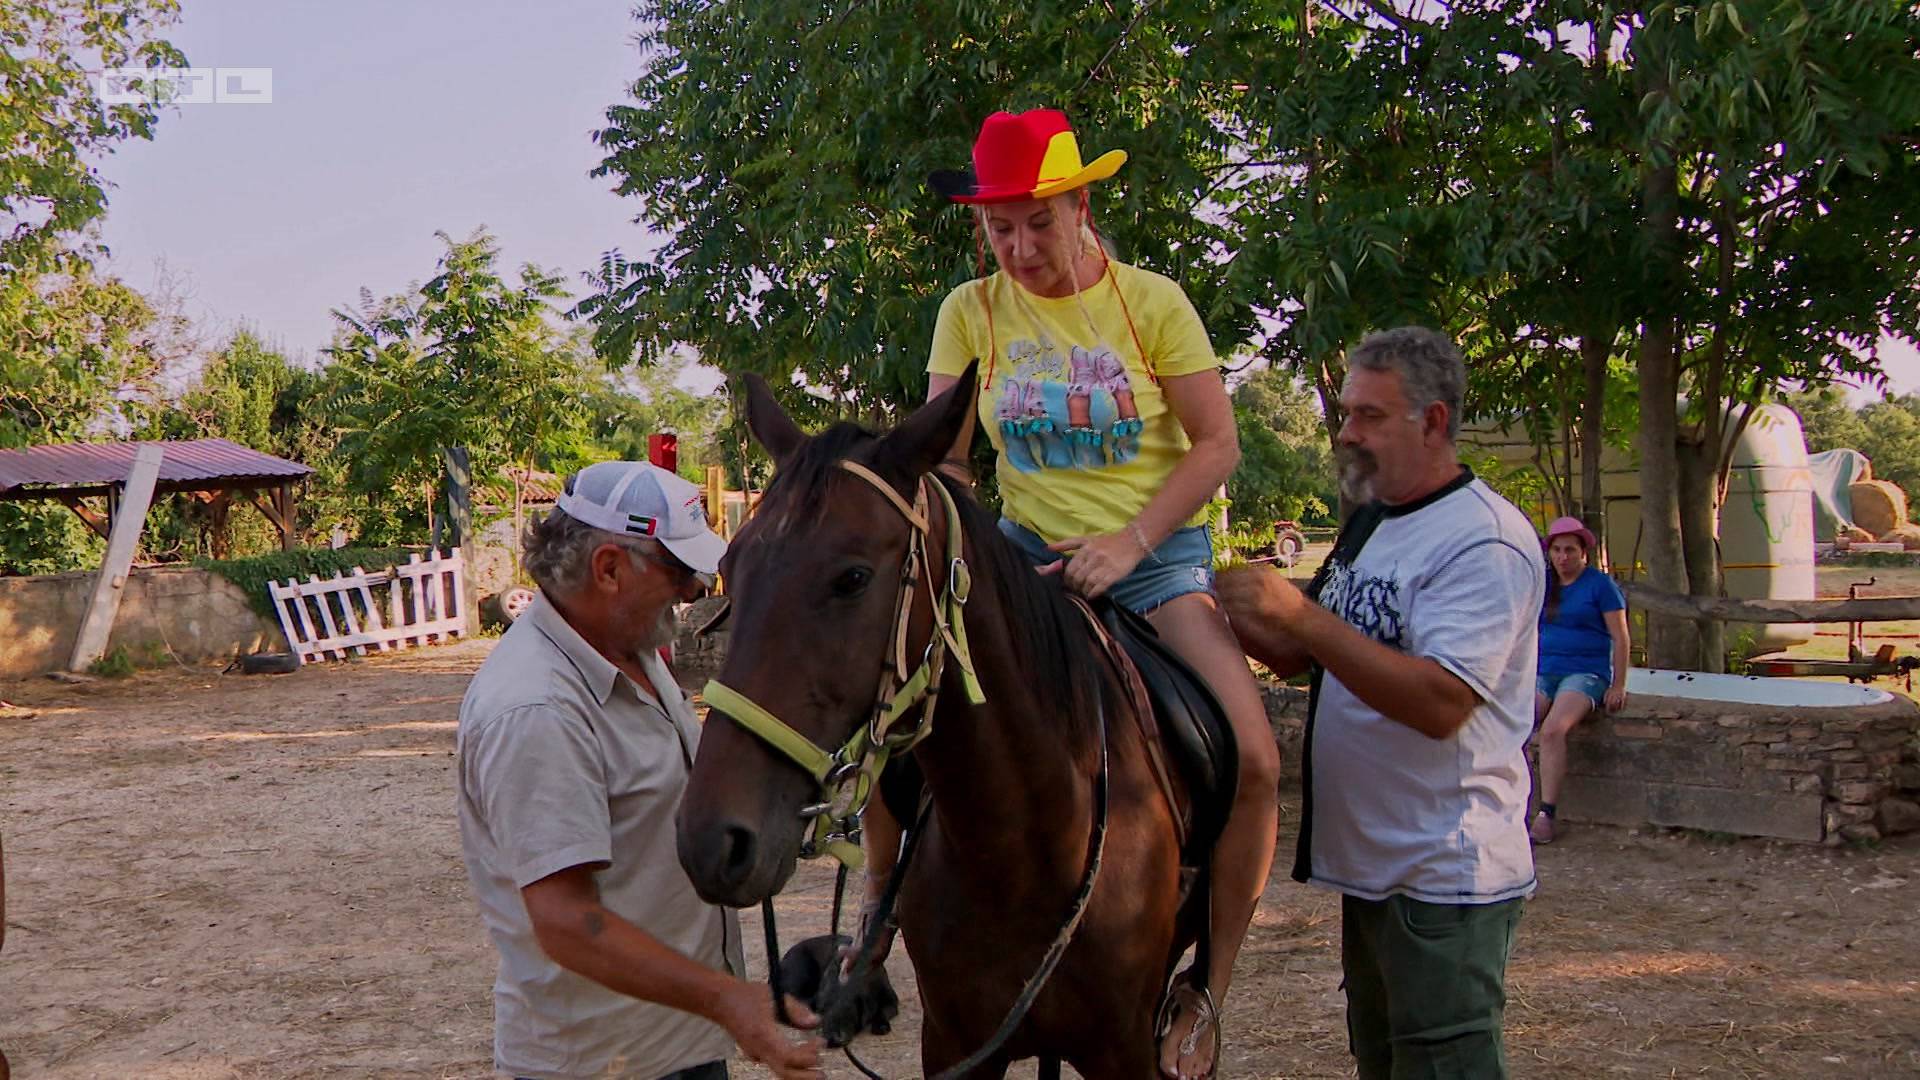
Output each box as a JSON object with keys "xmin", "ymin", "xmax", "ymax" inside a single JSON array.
[{"xmin": 268, "ymin": 549, "xmax": 467, "ymax": 665}]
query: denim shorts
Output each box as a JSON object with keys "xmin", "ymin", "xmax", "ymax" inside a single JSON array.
[
  {"xmin": 998, "ymin": 518, "xmax": 1215, "ymax": 615},
  {"xmin": 1537, "ymin": 671, "xmax": 1607, "ymax": 709}
]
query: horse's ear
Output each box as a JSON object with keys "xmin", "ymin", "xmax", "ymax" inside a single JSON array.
[
  {"xmin": 737, "ymin": 372, "xmax": 805, "ymax": 465},
  {"xmin": 881, "ymin": 362, "xmax": 979, "ymax": 479}
]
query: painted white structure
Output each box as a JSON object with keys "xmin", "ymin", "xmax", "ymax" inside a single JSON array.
[
  {"xmin": 269, "ymin": 549, "xmax": 467, "ymax": 664},
  {"xmin": 1462, "ymin": 402, "xmax": 1816, "ymax": 653}
]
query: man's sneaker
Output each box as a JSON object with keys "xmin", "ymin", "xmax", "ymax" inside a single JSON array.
[{"xmin": 1529, "ymin": 811, "xmax": 1556, "ymax": 845}]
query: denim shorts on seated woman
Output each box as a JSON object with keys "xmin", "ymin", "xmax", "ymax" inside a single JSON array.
[
  {"xmin": 997, "ymin": 518, "xmax": 1216, "ymax": 616},
  {"xmin": 1536, "ymin": 671, "xmax": 1607, "ymax": 710}
]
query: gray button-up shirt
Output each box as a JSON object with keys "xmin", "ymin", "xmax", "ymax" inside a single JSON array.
[{"xmin": 458, "ymin": 595, "xmax": 743, "ymax": 1079}]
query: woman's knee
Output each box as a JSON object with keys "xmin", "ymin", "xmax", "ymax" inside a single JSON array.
[{"xmin": 1541, "ymin": 695, "xmax": 1591, "ymax": 738}]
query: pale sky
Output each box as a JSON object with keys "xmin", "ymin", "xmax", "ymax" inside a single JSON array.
[{"xmin": 94, "ymin": 0, "xmax": 1920, "ymax": 404}]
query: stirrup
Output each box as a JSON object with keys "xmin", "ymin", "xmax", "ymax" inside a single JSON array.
[{"xmin": 1155, "ymin": 972, "xmax": 1222, "ymax": 1080}]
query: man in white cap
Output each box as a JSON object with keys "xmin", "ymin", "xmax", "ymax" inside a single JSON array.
[{"xmin": 457, "ymin": 461, "xmax": 822, "ymax": 1080}]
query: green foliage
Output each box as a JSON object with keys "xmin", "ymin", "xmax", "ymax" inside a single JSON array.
[
  {"xmin": 1460, "ymin": 449, "xmax": 1554, "ymax": 523},
  {"xmin": 0, "ymin": 502, "xmax": 103, "ymax": 575},
  {"xmin": 85, "ymin": 641, "xmax": 165, "ymax": 678},
  {"xmin": 0, "ymin": 1, "xmax": 186, "ymax": 274},
  {"xmin": 580, "ymin": 0, "xmax": 1267, "ymax": 423},
  {"xmin": 580, "ymin": 352, "xmax": 729, "ymax": 485},
  {"xmin": 0, "ymin": 257, "xmax": 171, "ymax": 447},
  {"xmin": 196, "ymin": 546, "xmax": 413, "ymax": 620},
  {"xmin": 140, "ymin": 331, "xmax": 334, "ymax": 558},
  {"xmin": 1228, "ymin": 367, "xmax": 1337, "ymax": 527},
  {"xmin": 87, "ymin": 645, "xmax": 137, "ymax": 678},
  {"xmin": 321, "ymin": 229, "xmax": 597, "ymax": 545}
]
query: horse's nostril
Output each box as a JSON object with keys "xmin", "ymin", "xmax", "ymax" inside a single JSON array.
[{"xmin": 721, "ymin": 824, "xmax": 757, "ymax": 883}]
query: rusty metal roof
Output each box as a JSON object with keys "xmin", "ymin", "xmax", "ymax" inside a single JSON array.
[
  {"xmin": 0, "ymin": 438, "xmax": 312, "ymax": 498},
  {"xmin": 478, "ymin": 466, "xmax": 561, "ymax": 509}
]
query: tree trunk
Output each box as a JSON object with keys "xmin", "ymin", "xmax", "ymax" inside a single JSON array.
[
  {"xmin": 1579, "ymin": 332, "xmax": 1610, "ymax": 547},
  {"xmin": 1634, "ymin": 38, "xmax": 1691, "ymax": 668},
  {"xmin": 1676, "ymin": 434, "xmax": 1723, "ymax": 671}
]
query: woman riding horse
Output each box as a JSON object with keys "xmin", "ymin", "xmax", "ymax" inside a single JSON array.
[{"xmin": 867, "ymin": 107, "xmax": 1281, "ymax": 1080}]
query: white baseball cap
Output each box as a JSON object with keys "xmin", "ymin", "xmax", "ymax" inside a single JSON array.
[{"xmin": 554, "ymin": 461, "xmax": 727, "ymax": 575}]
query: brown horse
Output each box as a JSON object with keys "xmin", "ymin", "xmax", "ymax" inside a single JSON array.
[{"xmin": 676, "ymin": 370, "xmax": 1196, "ymax": 1078}]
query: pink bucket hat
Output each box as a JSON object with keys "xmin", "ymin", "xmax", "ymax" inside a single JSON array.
[{"xmin": 1544, "ymin": 515, "xmax": 1596, "ymax": 551}]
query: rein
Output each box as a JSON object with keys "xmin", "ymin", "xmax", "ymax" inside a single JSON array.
[{"xmin": 707, "ymin": 461, "xmax": 1112, "ymax": 1077}]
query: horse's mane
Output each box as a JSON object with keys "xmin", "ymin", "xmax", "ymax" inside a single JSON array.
[{"xmin": 755, "ymin": 422, "xmax": 1108, "ymax": 744}]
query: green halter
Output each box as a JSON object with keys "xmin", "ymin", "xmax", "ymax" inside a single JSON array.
[{"xmin": 702, "ymin": 461, "xmax": 986, "ymax": 869}]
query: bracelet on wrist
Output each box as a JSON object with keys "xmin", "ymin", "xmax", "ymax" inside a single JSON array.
[{"xmin": 1126, "ymin": 522, "xmax": 1154, "ymax": 555}]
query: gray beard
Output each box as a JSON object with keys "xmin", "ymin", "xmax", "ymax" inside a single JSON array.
[
  {"xmin": 636, "ymin": 603, "xmax": 679, "ymax": 654},
  {"xmin": 1337, "ymin": 447, "xmax": 1377, "ymax": 506}
]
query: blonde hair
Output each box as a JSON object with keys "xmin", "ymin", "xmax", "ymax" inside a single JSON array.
[{"xmin": 974, "ymin": 193, "xmax": 1106, "ymax": 357}]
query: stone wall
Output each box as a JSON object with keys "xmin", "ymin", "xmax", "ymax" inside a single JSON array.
[
  {"xmin": 1551, "ymin": 694, "xmax": 1920, "ymax": 845},
  {"xmin": 0, "ymin": 566, "xmax": 285, "ymax": 677},
  {"xmin": 669, "ymin": 616, "xmax": 1920, "ymax": 844}
]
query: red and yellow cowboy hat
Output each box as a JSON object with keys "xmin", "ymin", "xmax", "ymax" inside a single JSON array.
[{"xmin": 929, "ymin": 109, "xmax": 1127, "ymax": 205}]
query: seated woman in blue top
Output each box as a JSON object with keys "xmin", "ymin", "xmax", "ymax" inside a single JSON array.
[{"xmin": 1532, "ymin": 516, "xmax": 1629, "ymax": 844}]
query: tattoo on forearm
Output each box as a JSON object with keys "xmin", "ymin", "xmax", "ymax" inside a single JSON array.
[{"xmin": 583, "ymin": 909, "xmax": 606, "ymax": 938}]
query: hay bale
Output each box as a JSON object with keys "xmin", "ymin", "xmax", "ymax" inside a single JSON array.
[
  {"xmin": 1849, "ymin": 480, "xmax": 1909, "ymax": 537},
  {"xmin": 1881, "ymin": 523, "xmax": 1920, "ymax": 550}
]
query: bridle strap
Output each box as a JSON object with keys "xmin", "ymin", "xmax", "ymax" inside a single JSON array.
[
  {"xmin": 700, "ymin": 460, "xmax": 982, "ymax": 874},
  {"xmin": 840, "ymin": 460, "xmax": 929, "ymax": 532},
  {"xmin": 702, "ymin": 681, "xmax": 837, "ymax": 783}
]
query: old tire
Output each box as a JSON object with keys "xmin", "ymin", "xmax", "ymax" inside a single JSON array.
[
  {"xmin": 1275, "ymin": 529, "xmax": 1306, "ymax": 566},
  {"xmin": 236, "ymin": 652, "xmax": 299, "ymax": 675},
  {"xmin": 481, "ymin": 586, "xmax": 537, "ymax": 628}
]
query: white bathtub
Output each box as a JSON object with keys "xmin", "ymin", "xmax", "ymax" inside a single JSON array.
[{"xmin": 1627, "ymin": 667, "xmax": 1895, "ymax": 708}]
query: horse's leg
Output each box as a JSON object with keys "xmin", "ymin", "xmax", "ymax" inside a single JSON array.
[
  {"xmin": 1038, "ymin": 1057, "xmax": 1061, "ymax": 1080},
  {"xmin": 920, "ymin": 1009, "xmax": 1012, "ymax": 1080}
]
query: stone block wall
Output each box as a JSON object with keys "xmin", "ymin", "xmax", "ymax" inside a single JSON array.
[
  {"xmin": 0, "ymin": 566, "xmax": 285, "ymax": 677},
  {"xmin": 1551, "ymin": 694, "xmax": 1920, "ymax": 845}
]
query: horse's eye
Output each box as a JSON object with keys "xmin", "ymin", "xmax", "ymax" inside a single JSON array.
[{"xmin": 832, "ymin": 567, "xmax": 873, "ymax": 598}]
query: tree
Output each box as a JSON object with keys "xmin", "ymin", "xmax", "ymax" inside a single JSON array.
[
  {"xmin": 581, "ymin": 0, "xmax": 1267, "ymax": 422},
  {"xmin": 1234, "ymin": 0, "xmax": 1920, "ymax": 669},
  {"xmin": 1228, "ymin": 366, "xmax": 1337, "ymax": 526},
  {"xmin": 321, "ymin": 230, "xmax": 596, "ymax": 546},
  {"xmin": 0, "ymin": 0, "xmax": 186, "ymax": 273},
  {"xmin": 0, "ymin": 258, "xmax": 182, "ymax": 572},
  {"xmin": 143, "ymin": 331, "xmax": 331, "ymax": 558},
  {"xmin": 0, "ymin": 256, "xmax": 172, "ymax": 446},
  {"xmin": 580, "ymin": 350, "xmax": 728, "ymax": 485}
]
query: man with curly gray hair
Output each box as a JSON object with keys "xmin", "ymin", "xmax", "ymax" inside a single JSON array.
[
  {"xmin": 457, "ymin": 460, "xmax": 822, "ymax": 1080},
  {"xmin": 1219, "ymin": 327, "xmax": 1543, "ymax": 1079}
]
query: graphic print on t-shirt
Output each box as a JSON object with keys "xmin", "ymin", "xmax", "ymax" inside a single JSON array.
[
  {"xmin": 1316, "ymin": 558, "xmax": 1406, "ymax": 650},
  {"xmin": 995, "ymin": 335, "xmax": 1142, "ymax": 473}
]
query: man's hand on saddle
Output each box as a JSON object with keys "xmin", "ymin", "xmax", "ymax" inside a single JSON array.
[
  {"xmin": 1216, "ymin": 565, "xmax": 1313, "ymax": 675},
  {"xmin": 1042, "ymin": 530, "xmax": 1148, "ymax": 598}
]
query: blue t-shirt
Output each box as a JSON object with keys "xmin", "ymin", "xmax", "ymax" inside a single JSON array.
[{"xmin": 1538, "ymin": 567, "xmax": 1626, "ymax": 681}]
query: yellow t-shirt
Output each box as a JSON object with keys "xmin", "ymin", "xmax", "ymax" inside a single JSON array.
[{"xmin": 927, "ymin": 261, "xmax": 1219, "ymax": 543}]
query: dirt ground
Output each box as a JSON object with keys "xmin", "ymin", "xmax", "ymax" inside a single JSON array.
[{"xmin": 2, "ymin": 643, "xmax": 1918, "ymax": 1079}]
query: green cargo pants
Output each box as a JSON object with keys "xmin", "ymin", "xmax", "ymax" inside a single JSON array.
[{"xmin": 1340, "ymin": 893, "xmax": 1523, "ymax": 1080}]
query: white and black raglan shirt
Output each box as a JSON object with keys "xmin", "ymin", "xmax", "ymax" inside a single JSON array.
[{"xmin": 1294, "ymin": 467, "xmax": 1545, "ymax": 904}]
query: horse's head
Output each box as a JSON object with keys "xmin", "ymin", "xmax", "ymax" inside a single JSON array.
[{"xmin": 676, "ymin": 368, "xmax": 978, "ymax": 906}]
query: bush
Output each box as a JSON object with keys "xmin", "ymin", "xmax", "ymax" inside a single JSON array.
[{"xmin": 196, "ymin": 546, "xmax": 414, "ymax": 619}]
